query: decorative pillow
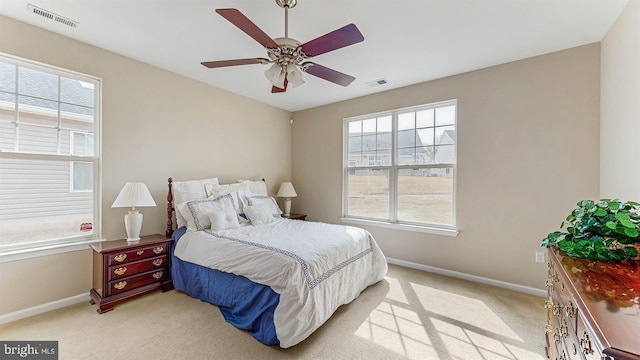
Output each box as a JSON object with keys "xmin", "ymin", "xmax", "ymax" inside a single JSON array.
[
  {"xmin": 205, "ymin": 184, "xmax": 253, "ymax": 222},
  {"xmin": 172, "ymin": 177, "xmax": 219, "ymax": 228},
  {"xmin": 240, "ymin": 194, "xmax": 282, "ymax": 218},
  {"xmin": 208, "ymin": 207, "xmax": 240, "ymax": 231},
  {"xmin": 244, "ymin": 205, "xmax": 276, "ymax": 226},
  {"xmin": 178, "ymin": 194, "xmax": 235, "ymax": 232},
  {"xmin": 235, "ymin": 179, "xmax": 268, "ymax": 195}
]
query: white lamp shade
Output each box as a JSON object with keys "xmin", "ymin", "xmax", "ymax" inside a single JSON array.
[
  {"xmin": 287, "ymin": 67, "xmax": 305, "ymax": 88},
  {"xmin": 111, "ymin": 182, "xmax": 157, "ymax": 208},
  {"xmin": 265, "ymin": 63, "xmax": 287, "ymax": 88},
  {"xmin": 277, "ymin": 182, "xmax": 297, "ymax": 198}
]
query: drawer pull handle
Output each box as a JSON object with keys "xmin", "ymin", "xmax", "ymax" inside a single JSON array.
[
  {"xmin": 572, "ymin": 343, "xmax": 577, "ymax": 355},
  {"xmin": 565, "ymin": 301, "xmax": 576, "ymax": 318},
  {"xmin": 560, "ymin": 319, "xmax": 568, "ymax": 338},
  {"xmin": 137, "ymin": 250, "xmax": 144, "ymax": 255},
  {"xmin": 152, "ymin": 271, "xmax": 163, "ymax": 279},
  {"xmin": 152, "ymin": 259, "xmax": 163, "ymax": 266},
  {"xmin": 153, "ymin": 246, "xmax": 164, "ymax": 254},
  {"xmin": 553, "ymin": 330, "xmax": 561, "ymax": 344},
  {"xmin": 580, "ymin": 331, "xmax": 593, "ymax": 354},
  {"xmin": 544, "ymin": 299, "xmax": 553, "ymax": 309},
  {"xmin": 114, "ymin": 267, "xmax": 127, "ymax": 276},
  {"xmin": 545, "ymin": 279, "xmax": 553, "ymax": 288},
  {"xmin": 114, "ymin": 254, "xmax": 127, "ymax": 262},
  {"xmin": 559, "ymin": 350, "xmax": 567, "ymax": 360},
  {"xmin": 552, "ymin": 304, "xmax": 562, "ymax": 317},
  {"xmin": 114, "ymin": 281, "xmax": 127, "ymax": 290},
  {"xmin": 544, "ymin": 321, "xmax": 552, "ymax": 334}
]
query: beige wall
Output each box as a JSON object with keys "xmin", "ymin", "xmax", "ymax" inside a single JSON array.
[
  {"xmin": 0, "ymin": 15, "xmax": 291, "ymax": 315},
  {"xmin": 600, "ymin": 0, "xmax": 640, "ymax": 200},
  {"xmin": 292, "ymin": 44, "xmax": 601, "ymax": 289}
]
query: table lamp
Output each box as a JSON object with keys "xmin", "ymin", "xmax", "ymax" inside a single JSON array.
[
  {"xmin": 277, "ymin": 182, "xmax": 297, "ymax": 217},
  {"xmin": 111, "ymin": 182, "xmax": 156, "ymax": 242}
]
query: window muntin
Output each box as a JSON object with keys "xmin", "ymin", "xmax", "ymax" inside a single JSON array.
[
  {"xmin": 344, "ymin": 101, "xmax": 456, "ymax": 228},
  {"xmin": 0, "ymin": 53, "xmax": 101, "ymax": 250}
]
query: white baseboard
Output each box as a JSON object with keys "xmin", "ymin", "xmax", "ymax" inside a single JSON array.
[
  {"xmin": 387, "ymin": 257, "xmax": 547, "ymax": 297},
  {"xmin": 0, "ymin": 261, "xmax": 544, "ymax": 326},
  {"xmin": 0, "ymin": 293, "xmax": 90, "ymax": 326}
]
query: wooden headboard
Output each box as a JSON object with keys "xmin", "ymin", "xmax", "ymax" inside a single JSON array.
[{"xmin": 166, "ymin": 177, "xmax": 174, "ymax": 238}]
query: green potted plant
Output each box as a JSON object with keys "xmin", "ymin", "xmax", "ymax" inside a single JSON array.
[{"xmin": 541, "ymin": 199, "xmax": 640, "ymax": 261}]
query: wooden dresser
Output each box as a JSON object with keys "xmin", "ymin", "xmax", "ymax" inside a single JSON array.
[
  {"xmin": 546, "ymin": 247, "xmax": 640, "ymax": 360},
  {"xmin": 89, "ymin": 234, "xmax": 173, "ymax": 313}
]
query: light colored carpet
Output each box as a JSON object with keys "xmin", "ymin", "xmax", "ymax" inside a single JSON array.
[{"xmin": 0, "ymin": 264, "xmax": 546, "ymax": 360}]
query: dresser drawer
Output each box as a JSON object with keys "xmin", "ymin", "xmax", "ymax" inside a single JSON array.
[
  {"xmin": 107, "ymin": 269, "xmax": 167, "ymax": 296},
  {"xmin": 108, "ymin": 255, "xmax": 167, "ymax": 281},
  {"xmin": 575, "ymin": 313, "xmax": 604, "ymax": 360},
  {"xmin": 107, "ymin": 242, "xmax": 169, "ymax": 266}
]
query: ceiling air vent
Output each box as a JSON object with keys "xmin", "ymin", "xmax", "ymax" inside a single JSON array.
[
  {"xmin": 28, "ymin": 4, "xmax": 78, "ymax": 28},
  {"xmin": 366, "ymin": 78, "xmax": 388, "ymax": 87}
]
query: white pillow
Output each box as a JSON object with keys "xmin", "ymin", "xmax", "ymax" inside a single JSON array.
[
  {"xmin": 244, "ymin": 205, "xmax": 276, "ymax": 226},
  {"xmin": 172, "ymin": 177, "xmax": 219, "ymax": 228},
  {"xmin": 235, "ymin": 179, "xmax": 268, "ymax": 195},
  {"xmin": 208, "ymin": 207, "xmax": 240, "ymax": 231},
  {"xmin": 205, "ymin": 183, "xmax": 253, "ymax": 221},
  {"xmin": 240, "ymin": 194, "xmax": 282, "ymax": 218},
  {"xmin": 178, "ymin": 194, "xmax": 235, "ymax": 232}
]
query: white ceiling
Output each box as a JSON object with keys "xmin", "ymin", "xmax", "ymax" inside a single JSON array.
[{"xmin": 0, "ymin": 0, "xmax": 629, "ymax": 112}]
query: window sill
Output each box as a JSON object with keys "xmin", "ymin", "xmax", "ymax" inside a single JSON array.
[
  {"xmin": 0, "ymin": 239, "xmax": 103, "ymax": 264},
  {"xmin": 340, "ymin": 217, "xmax": 459, "ymax": 236}
]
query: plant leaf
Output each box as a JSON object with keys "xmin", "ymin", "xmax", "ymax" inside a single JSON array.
[
  {"xmin": 615, "ymin": 212, "xmax": 631, "ymax": 221},
  {"xmin": 594, "ymin": 208, "xmax": 607, "ymax": 217},
  {"xmin": 609, "ymin": 201, "xmax": 621, "ymax": 211},
  {"xmin": 621, "ymin": 219, "xmax": 635, "ymax": 228},
  {"xmin": 624, "ymin": 228, "xmax": 639, "ymax": 237},
  {"xmin": 606, "ymin": 221, "xmax": 617, "ymax": 230}
]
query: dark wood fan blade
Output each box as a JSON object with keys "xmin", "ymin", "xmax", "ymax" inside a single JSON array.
[
  {"xmin": 300, "ymin": 24, "xmax": 364, "ymax": 57},
  {"xmin": 216, "ymin": 9, "xmax": 279, "ymax": 49},
  {"xmin": 302, "ymin": 62, "xmax": 355, "ymax": 86},
  {"xmin": 271, "ymin": 78, "xmax": 289, "ymax": 93},
  {"xmin": 201, "ymin": 58, "xmax": 268, "ymax": 68}
]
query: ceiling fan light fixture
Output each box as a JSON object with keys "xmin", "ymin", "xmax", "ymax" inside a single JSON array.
[
  {"xmin": 264, "ymin": 63, "xmax": 282, "ymax": 85},
  {"xmin": 265, "ymin": 63, "xmax": 287, "ymax": 89},
  {"xmin": 287, "ymin": 66, "xmax": 305, "ymax": 88}
]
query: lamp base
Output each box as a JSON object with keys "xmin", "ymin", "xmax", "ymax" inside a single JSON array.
[
  {"xmin": 283, "ymin": 198, "xmax": 292, "ymax": 217},
  {"xmin": 124, "ymin": 210, "xmax": 143, "ymax": 242}
]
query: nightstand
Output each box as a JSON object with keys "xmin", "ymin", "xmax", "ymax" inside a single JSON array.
[
  {"xmin": 89, "ymin": 234, "xmax": 173, "ymax": 314},
  {"xmin": 282, "ymin": 213, "xmax": 307, "ymax": 220}
]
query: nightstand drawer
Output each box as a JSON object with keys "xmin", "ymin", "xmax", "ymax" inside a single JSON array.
[
  {"xmin": 108, "ymin": 255, "xmax": 168, "ymax": 280},
  {"xmin": 108, "ymin": 269, "xmax": 167, "ymax": 296},
  {"xmin": 107, "ymin": 243, "xmax": 169, "ymax": 266}
]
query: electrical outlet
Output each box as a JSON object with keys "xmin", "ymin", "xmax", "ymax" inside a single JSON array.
[{"xmin": 535, "ymin": 251, "xmax": 545, "ymax": 263}]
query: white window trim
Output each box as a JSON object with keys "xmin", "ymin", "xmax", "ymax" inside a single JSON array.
[
  {"xmin": 342, "ymin": 100, "xmax": 457, "ymax": 231},
  {"xmin": 0, "ymin": 52, "xmax": 102, "ymax": 253},
  {"xmin": 340, "ymin": 217, "xmax": 459, "ymax": 236},
  {"xmin": 0, "ymin": 238, "xmax": 104, "ymax": 263}
]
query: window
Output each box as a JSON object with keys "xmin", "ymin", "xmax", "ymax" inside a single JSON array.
[
  {"xmin": 344, "ymin": 100, "xmax": 456, "ymax": 228},
  {"xmin": 70, "ymin": 131, "xmax": 94, "ymax": 192},
  {"xmin": 0, "ymin": 53, "xmax": 101, "ymax": 251}
]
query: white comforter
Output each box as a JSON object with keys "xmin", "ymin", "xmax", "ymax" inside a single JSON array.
[{"xmin": 174, "ymin": 218, "xmax": 387, "ymax": 348}]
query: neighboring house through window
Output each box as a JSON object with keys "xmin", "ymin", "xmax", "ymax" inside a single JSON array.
[
  {"xmin": 70, "ymin": 131, "xmax": 94, "ymax": 192},
  {"xmin": 0, "ymin": 53, "xmax": 101, "ymax": 251},
  {"xmin": 344, "ymin": 100, "xmax": 457, "ymax": 229}
]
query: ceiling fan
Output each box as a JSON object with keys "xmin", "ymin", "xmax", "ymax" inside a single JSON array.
[{"xmin": 201, "ymin": 0, "xmax": 364, "ymax": 93}]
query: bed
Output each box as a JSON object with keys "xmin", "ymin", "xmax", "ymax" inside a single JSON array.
[{"xmin": 165, "ymin": 177, "xmax": 387, "ymax": 348}]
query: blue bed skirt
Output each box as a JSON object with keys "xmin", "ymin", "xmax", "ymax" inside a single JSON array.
[{"xmin": 171, "ymin": 227, "xmax": 280, "ymax": 345}]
